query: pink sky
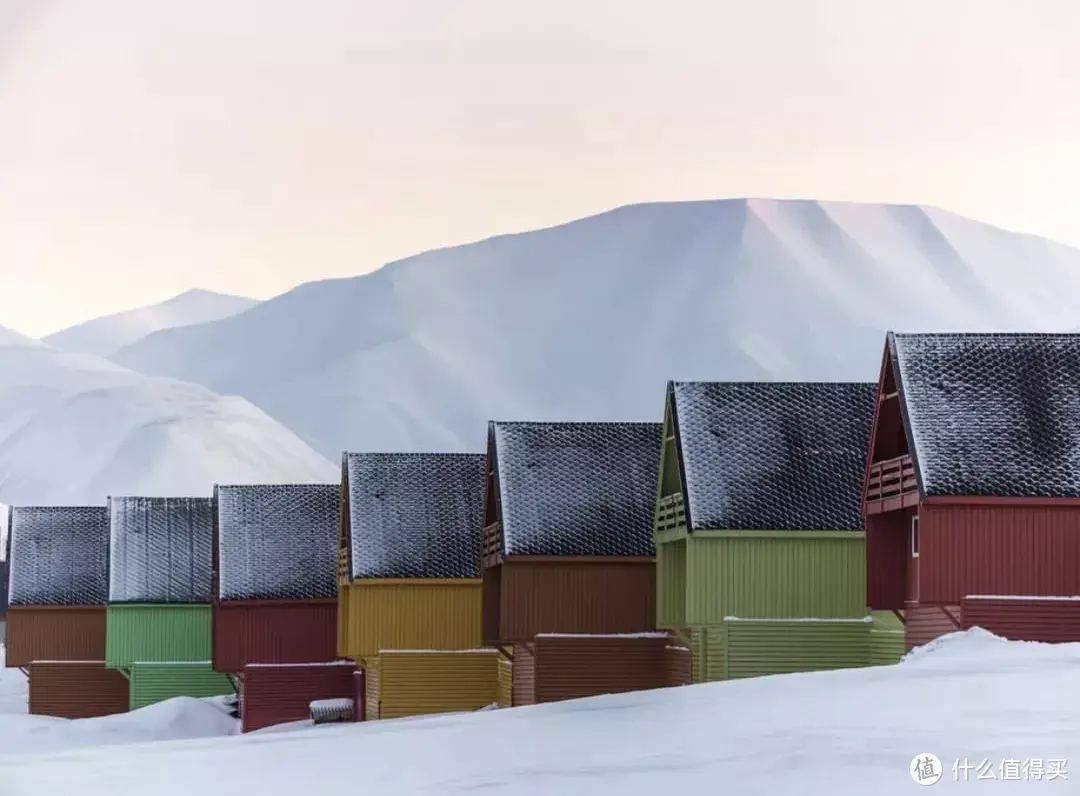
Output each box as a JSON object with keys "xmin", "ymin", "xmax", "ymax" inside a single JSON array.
[{"xmin": 1, "ymin": 0, "xmax": 1079, "ymax": 336}]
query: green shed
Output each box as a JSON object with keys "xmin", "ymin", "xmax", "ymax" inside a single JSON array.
[
  {"xmin": 128, "ymin": 662, "xmax": 232, "ymax": 710},
  {"xmin": 105, "ymin": 496, "xmax": 226, "ymax": 708},
  {"xmin": 654, "ymin": 381, "xmax": 900, "ymax": 681}
]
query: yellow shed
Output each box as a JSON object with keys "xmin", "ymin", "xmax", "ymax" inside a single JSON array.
[
  {"xmin": 338, "ymin": 452, "xmax": 487, "ymax": 664},
  {"xmin": 365, "ymin": 649, "xmax": 501, "ymax": 719}
]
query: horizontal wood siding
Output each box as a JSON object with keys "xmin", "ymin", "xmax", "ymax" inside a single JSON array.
[
  {"xmin": 370, "ymin": 650, "xmax": 500, "ymax": 720},
  {"xmin": 904, "ymin": 603, "xmax": 961, "ymax": 651},
  {"xmin": 497, "ymin": 657, "xmax": 513, "ymax": 707},
  {"xmin": 530, "ymin": 634, "xmax": 678, "ymax": 703},
  {"xmin": 686, "ymin": 533, "xmax": 866, "ymax": 625},
  {"xmin": 497, "ymin": 560, "xmax": 655, "ymax": 643},
  {"xmin": 128, "ymin": 662, "xmax": 233, "ymax": 710},
  {"xmin": 353, "ymin": 670, "xmax": 366, "ymax": 721},
  {"xmin": 961, "ymin": 596, "xmax": 1080, "ymax": 642},
  {"xmin": 511, "ymin": 645, "xmax": 536, "ymax": 706},
  {"xmin": 689, "ymin": 625, "xmax": 727, "ymax": 683},
  {"xmin": 723, "ymin": 619, "xmax": 872, "ymax": 679},
  {"xmin": 869, "ymin": 610, "xmax": 905, "ymax": 665},
  {"xmin": 241, "ymin": 662, "xmax": 356, "ymax": 732},
  {"xmin": 666, "ymin": 645, "xmax": 692, "ymax": 686},
  {"xmin": 921, "ymin": 505, "xmax": 1080, "ymax": 603},
  {"xmin": 656, "ymin": 538, "xmax": 686, "ymax": 629},
  {"xmin": 4, "ymin": 605, "xmax": 106, "ymax": 667},
  {"xmin": 365, "ymin": 658, "xmax": 381, "ymax": 720},
  {"xmin": 28, "ymin": 661, "xmax": 129, "ymax": 719},
  {"xmin": 338, "ymin": 580, "xmax": 482, "ymax": 661},
  {"xmin": 213, "ymin": 600, "xmax": 338, "ymax": 673},
  {"xmin": 105, "ymin": 604, "xmax": 212, "ymax": 669}
]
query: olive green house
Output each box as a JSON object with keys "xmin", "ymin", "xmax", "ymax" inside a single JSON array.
[
  {"xmin": 105, "ymin": 496, "xmax": 232, "ymax": 709},
  {"xmin": 654, "ymin": 380, "xmax": 903, "ymax": 682}
]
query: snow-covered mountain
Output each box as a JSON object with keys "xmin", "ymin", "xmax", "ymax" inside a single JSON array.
[
  {"xmin": 109, "ymin": 199, "xmax": 1080, "ymax": 458},
  {"xmin": 0, "ymin": 326, "xmax": 335, "ymax": 506},
  {"xmin": 43, "ymin": 289, "xmax": 258, "ymax": 358}
]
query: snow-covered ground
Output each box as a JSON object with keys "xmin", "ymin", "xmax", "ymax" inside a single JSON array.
[{"xmin": 1, "ymin": 628, "xmax": 1077, "ymax": 794}]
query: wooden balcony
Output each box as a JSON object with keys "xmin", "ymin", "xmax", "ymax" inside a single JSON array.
[
  {"xmin": 655, "ymin": 492, "xmax": 687, "ymax": 533},
  {"xmin": 865, "ymin": 454, "xmax": 919, "ymax": 514},
  {"xmin": 482, "ymin": 521, "xmax": 503, "ymax": 569},
  {"xmin": 337, "ymin": 547, "xmax": 350, "ymax": 583}
]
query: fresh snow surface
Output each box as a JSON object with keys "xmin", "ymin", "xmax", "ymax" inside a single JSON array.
[
  {"xmin": 0, "ymin": 645, "xmax": 238, "ymax": 755},
  {"xmin": 3, "ymin": 628, "xmax": 1080, "ymax": 794},
  {"xmin": 109, "ymin": 199, "xmax": 1080, "ymax": 458},
  {"xmin": 0, "ymin": 325, "xmax": 335, "ymax": 505},
  {"xmin": 43, "ymin": 289, "xmax": 258, "ymax": 358}
]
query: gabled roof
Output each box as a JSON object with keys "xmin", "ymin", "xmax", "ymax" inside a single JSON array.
[
  {"xmin": 342, "ymin": 452, "xmax": 486, "ymax": 579},
  {"xmin": 108, "ymin": 496, "xmax": 215, "ymax": 604},
  {"xmin": 6, "ymin": 505, "xmax": 110, "ymax": 606},
  {"xmin": 669, "ymin": 381, "xmax": 876, "ymax": 531},
  {"xmin": 215, "ymin": 483, "xmax": 339, "ymax": 601},
  {"xmin": 489, "ymin": 421, "xmax": 661, "ymax": 557},
  {"xmin": 889, "ymin": 332, "xmax": 1080, "ymax": 499}
]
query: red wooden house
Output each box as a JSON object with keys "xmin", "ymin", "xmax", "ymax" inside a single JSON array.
[{"xmin": 864, "ymin": 332, "xmax": 1080, "ymax": 649}]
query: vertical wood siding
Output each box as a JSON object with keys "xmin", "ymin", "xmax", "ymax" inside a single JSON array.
[
  {"xmin": 4, "ymin": 606, "xmax": 106, "ymax": 667},
  {"xmin": 865, "ymin": 512, "xmax": 910, "ymax": 610},
  {"xmin": 656, "ymin": 538, "xmax": 686, "ymax": 629},
  {"xmin": 338, "ymin": 581, "xmax": 482, "ymax": 662},
  {"xmin": 686, "ymin": 533, "xmax": 866, "ymax": 625},
  {"xmin": 921, "ymin": 504, "xmax": 1080, "ymax": 603},
  {"xmin": 105, "ymin": 604, "xmax": 212, "ymax": 669},
  {"xmin": 497, "ymin": 560, "xmax": 655, "ymax": 643},
  {"xmin": 213, "ymin": 600, "xmax": 338, "ymax": 674}
]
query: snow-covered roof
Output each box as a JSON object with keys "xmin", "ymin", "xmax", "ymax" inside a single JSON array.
[
  {"xmin": 215, "ymin": 483, "xmax": 339, "ymax": 601},
  {"xmin": 7, "ymin": 505, "xmax": 110, "ymax": 606},
  {"xmin": 108, "ymin": 497, "xmax": 215, "ymax": 603},
  {"xmin": 891, "ymin": 332, "xmax": 1080, "ymax": 499},
  {"xmin": 341, "ymin": 452, "xmax": 485, "ymax": 580},
  {"xmin": 489, "ymin": 421, "xmax": 660, "ymax": 557},
  {"xmin": 668, "ymin": 381, "xmax": 875, "ymax": 531}
]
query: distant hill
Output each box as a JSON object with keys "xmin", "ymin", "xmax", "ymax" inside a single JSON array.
[
  {"xmin": 109, "ymin": 199, "xmax": 1080, "ymax": 458},
  {"xmin": 43, "ymin": 289, "xmax": 258, "ymax": 358}
]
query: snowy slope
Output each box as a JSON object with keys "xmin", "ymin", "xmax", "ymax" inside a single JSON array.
[
  {"xmin": 110, "ymin": 199, "xmax": 1080, "ymax": 459},
  {"xmin": 0, "ymin": 326, "xmax": 335, "ymax": 505},
  {"xmin": 2, "ymin": 629, "xmax": 1078, "ymax": 794},
  {"xmin": 43, "ymin": 289, "xmax": 258, "ymax": 358}
]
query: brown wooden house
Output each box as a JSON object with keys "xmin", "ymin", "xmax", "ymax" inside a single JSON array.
[
  {"xmin": 481, "ymin": 420, "xmax": 662, "ymax": 653},
  {"xmin": 864, "ymin": 332, "xmax": 1080, "ymax": 648}
]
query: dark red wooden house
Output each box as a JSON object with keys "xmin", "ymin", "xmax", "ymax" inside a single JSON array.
[{"xmin": 864, "ymin": 332, "xmax": 1080, "ymax": 649}]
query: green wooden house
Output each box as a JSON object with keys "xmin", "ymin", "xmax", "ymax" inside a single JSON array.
[
  {"xmin": 654, "ymin": 380, "xmax": 903, "ymax": 681},
  {"xmin": 105, "ymin": 496, "xmax": 231, "ymax": 709}
]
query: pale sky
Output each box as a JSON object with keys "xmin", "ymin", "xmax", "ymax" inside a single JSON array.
[{"xmin": 1, "ymin": 0, "xmax": 1079, "ymax": 337}]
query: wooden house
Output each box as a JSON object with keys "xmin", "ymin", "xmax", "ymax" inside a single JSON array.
[
  {"xmin": 482, "ymin": 421, "xmax": 661, "ymax": 650},
  {"xmin": 865, "ymin": 332, "xmax": 1080, "ymax": 648},
  {"xmin": 654, "ymin": 381, "xmax": 896, "ymax": 681}
]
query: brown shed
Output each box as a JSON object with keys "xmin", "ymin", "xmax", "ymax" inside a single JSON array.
[
  {"xmin": 960, "ymin": 596, "xmax": 1080, "ymax": 643},
  {"xmin": 4, "ymin": 505, "xmax": 110, "ymax": 668},
  {"xmin": 240, "ymin": 661, "xmax": 357, "ymax": 732},
  {"xmin": 511, "ymin": 633, "xmax": 690, "ymax": 705},
  {"xmin": 212, "ymin": 484, "xmax": 341, "ymax": 674},
  {"xmin": 482, "ymin": 421, "xmax": 661, "ymax": 652},
  {"xmin": 28, "ymin": 660, "xmax": 129, "ymax": 719}
]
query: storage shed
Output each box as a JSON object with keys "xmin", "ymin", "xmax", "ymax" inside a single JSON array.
[
  {"xmin": 654, "ymin": 381, "xmax": 885, "ymax": 681},
  {"xmin": 28, "ymin": 661, "xmax": 129, "ymax": 718},
  {"xmin": 240, "ymin": 661, "xmax": 357, "ymax": 732},
  {"xmin": 105, "ymin": 497, "xmax": 216, "ymax": 668},
  {"xmin": 4, "ymin": 505, "xmax": 110, "ymax": 668},
  {"xmin": 864, "ymin": 332, "xmax": 1080, "ymax": 649},
  {"xmin": 482, "ymin": 421, "xmax": 661, "ymax": 650},
  {"xmin": 213, "ymin": 483, "xmax": 340, "ymax": 673},
  {"xmin": 364, "ymin": 649, "xmax": 501, "ymax": 720},
  {"xmin": 510, "ymin": 632, "xmax": 691, "ymax": 706},
  {"xmin": 338, "ymin": 453, "xmax": 486, "ymax": 662}
]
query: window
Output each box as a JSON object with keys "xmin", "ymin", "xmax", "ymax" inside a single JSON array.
[{"xmin": 911, "ymin": 515, "xmax": 920, "ymax": 558}]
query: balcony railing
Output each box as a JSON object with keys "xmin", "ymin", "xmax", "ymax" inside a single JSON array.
[
  {"xmin": 655, "ymin": 492, "xmax": 687, "ymax": 533},
  {"xmin": 482, "ymin": 521, "xmax": 502, "ymax": 568},
  {"xmin": 865, "ymin": 454, "xmax": 918, "ymax": 513}
]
